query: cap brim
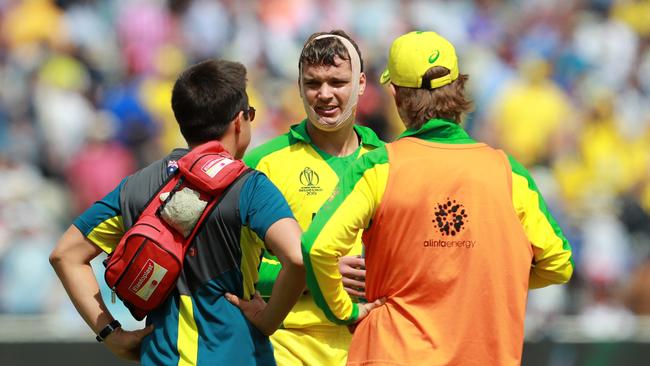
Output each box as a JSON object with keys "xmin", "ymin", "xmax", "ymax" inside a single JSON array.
[{"xmin": 379, "ymin": 69, "xmax": 391, "ymax": 84}]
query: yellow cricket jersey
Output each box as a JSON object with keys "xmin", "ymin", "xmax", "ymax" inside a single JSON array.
[{"xmin": 242, "ymin": 119, "xmax": 384, "ymax": 329}]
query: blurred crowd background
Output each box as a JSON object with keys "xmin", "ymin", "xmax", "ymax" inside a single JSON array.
[{"xmin": 1, "ymin": 0, "xmax": 649, "ymax": 342}]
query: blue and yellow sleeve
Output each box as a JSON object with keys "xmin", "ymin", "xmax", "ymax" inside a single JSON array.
[
  {"xmin": 302, "ymin": 147, "xmax": 389, "ymax": 325},
  {"xmin": 246, "ymin": 158, "xmax": 283, "ymax": 296},
  {"xmin": 73, "ymin": 180, "xmax": 126, "ymax": 254},
  {"xmin": 239, "ymin": 171, "xmax": 294, "ymax": 240},
  {"xmin": 238, "ymin": 172, "xmax": 294, "ymax": 299},
  {"xmin": 243, "ymin": 137, "xmax": 295, "ymax": 296},
  {"xmin": 508, "ymin": 155, "xmax": 574, "ymax": 289}
]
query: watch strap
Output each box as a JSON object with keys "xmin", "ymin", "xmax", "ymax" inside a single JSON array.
[{"xmin": 96, "ymin": 319, "xmax": 121, "ymax": 342}]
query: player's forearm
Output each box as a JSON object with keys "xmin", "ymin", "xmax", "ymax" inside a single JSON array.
[
  {"xmin": 50, "ymin": 255, "xmax": 115, "ymax": 333},
  {"xmin": 258, "ymin": 260, "xmax": 305, "ymax": 335},
  {"xmin": 49, "ymin": 227, "xmax": 115, "ymax": 334},
  {"xmin": 529, "ymin": 254, "xmax": 574, "ymax": 289},
  {"xmin": 303, "ymin": 216, "xmax": 362, "ymax": 323},
  {"xmin": 51, "ymin": 253, "xmax": 154, "ymax": 361},
  {"xmin": 257, "ymin": 217, "xmax": 305, "ymax": 333},
  {"xmin": 307, "ymin": 252, "xmax": 358, "ymax": 324}
]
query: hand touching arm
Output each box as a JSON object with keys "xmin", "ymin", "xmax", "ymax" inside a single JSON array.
[
  {"xmin": 302, "ymin": 150, "xmax": 388, "ymax": 324},
  {"xmin": 339, "ymin": 255, "xmax": 366, "ymax": 298},
  {"xmin": 227, "ymin": 218, "xmax": 305, "ymax": 335},
  {"xmin": 49, "ymin": 226, "xmax": 153, "ymax": 361}
]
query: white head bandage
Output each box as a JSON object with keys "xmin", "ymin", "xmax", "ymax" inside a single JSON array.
[{"xmin": 299, "ymin": 34, "xmax": 362, "ymax": 131}]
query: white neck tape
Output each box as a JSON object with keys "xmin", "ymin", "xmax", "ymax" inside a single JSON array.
[{"xmin": 299, "ymin": 34, "xmax": 362, "ymax": 131}]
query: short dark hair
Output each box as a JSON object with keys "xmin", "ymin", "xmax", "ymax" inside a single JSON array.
[
  {"xmin": 171, "ymin": 59, "xmax": 248, "ymax": 145},
  {"xmin": 394, "ymin": 66, "xmax": 472, "ymax": 129},
  {"xmin": 299, "ymin": 29, "xmax": 364, "ymax": 72}
]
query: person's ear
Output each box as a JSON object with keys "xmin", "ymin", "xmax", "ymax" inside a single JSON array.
[
  {"xmin": 233, "ymin": 111, "xmax": 244, "ymax": 134},
  {"xmin": 358, "ymin": 72, "xmax": 367, "ymax": 96},
  {"xmin": 388, "ymin": 83, "xmax": 397, "ymax": 97}
]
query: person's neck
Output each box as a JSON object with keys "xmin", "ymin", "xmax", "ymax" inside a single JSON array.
[
  {"xmin": 188, "ymin": 138, "xmax": 237, "ymax": 157},
  {"xmin": 306, "ymin": 118, "xmax": 360, "ymax": 157}
]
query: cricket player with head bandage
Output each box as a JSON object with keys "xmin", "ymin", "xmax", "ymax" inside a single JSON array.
[{"xmin": 228, "ymin": 30, "xmax": 385, "ymax": 365}]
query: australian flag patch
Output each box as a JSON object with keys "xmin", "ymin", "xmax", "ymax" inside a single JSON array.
[{"xmin": 167, "ymin": 160, "xmax": 179, "ymax": 174}]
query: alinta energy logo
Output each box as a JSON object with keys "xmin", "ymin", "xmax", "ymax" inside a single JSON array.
[
  {"xmin": 299, "ymin": 167, "xmax": 323, "ymax": 196},
  {"xmin": 433, "ymin": 198, "xmax": 468, "ymax": 236}
]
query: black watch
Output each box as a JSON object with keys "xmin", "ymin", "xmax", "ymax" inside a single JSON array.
[{"xmin": 96, "ymin": 320, "xmax": 121, "ymax": 342}]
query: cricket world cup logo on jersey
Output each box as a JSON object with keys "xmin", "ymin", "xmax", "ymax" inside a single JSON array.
[
  {"xmin": 433, "ymin": 198, "xmax": 468, "ymax": 236},
  {"xmin": 299, "ymin": 167, "xmax": 323, "ymax": 196},
  {"xmin": 300, "ymin": 167, "xmax": 319, "ymax": 186}
]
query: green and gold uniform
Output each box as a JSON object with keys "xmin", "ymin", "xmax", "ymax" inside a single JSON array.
[{"xmin": 243, "ymin": 120, "xmax": 384, "ymax": 365}]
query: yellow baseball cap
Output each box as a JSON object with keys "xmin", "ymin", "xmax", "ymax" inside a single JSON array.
[{"xmin": 380, "ymin": 31, "xmax": 459, "ymax": 89}]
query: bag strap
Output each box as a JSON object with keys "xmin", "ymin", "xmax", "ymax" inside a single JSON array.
[
  {"xmin": 130, "ymin": 146, "xmax": 252, "ymax": 249},
  {"xmin": 181, "ymin": 168, "xmax": 254, "ymax": 251},
  {"xmin": 137, "ymin": 170, "xmax": 184, "ymax": 219},
  {"xmin": 177, "ymin": 141, "xmax": 248, "ymax": 195},
  {"xmin": 154, "ymin": 176, "xmax": 185, "ymax": 218}
]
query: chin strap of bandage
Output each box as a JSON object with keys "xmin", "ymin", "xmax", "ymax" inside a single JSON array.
[{"xmin": 299, "ymin": 34, "xmax": 362, "ymax": 131}]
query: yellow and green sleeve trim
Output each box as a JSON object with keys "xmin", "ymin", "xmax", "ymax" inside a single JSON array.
[
  {"xmin": 302, "ymin": 146, "xmax": 389, "ymax": 325},
  {"xmin": 288, "ymin": 120, "xmax": 383, "ymax": 177},
  {"xmin": 508, "ymin": 155, "xmax": 574, "ymax": 288}
]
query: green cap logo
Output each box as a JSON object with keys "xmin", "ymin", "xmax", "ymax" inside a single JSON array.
[{"xmin": 428, "ymin": 50, "xmax": 440, "ymax": 64}]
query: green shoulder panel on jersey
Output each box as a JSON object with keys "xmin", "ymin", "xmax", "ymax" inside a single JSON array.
[
  {"xmin": 287, "ymin": 119, "xmax": 384, "ymax": 148},
  {"xmin": 244, "ymin": 119, "xmax": 383, "ymax": 169},
  {"xmin": 302, "ymin": 145, "xmax": 389, "ymax": 324},
  {"xmin": 243, "ymin": 132, "xmax": 296, "ymax": 169},
  {"xmin": 507, "ymin": 154, "xmax": 574, "ymax": 265},
  {"xmin": 353, "ymin": 124, "xmax": 385, "ymax": 148}
]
